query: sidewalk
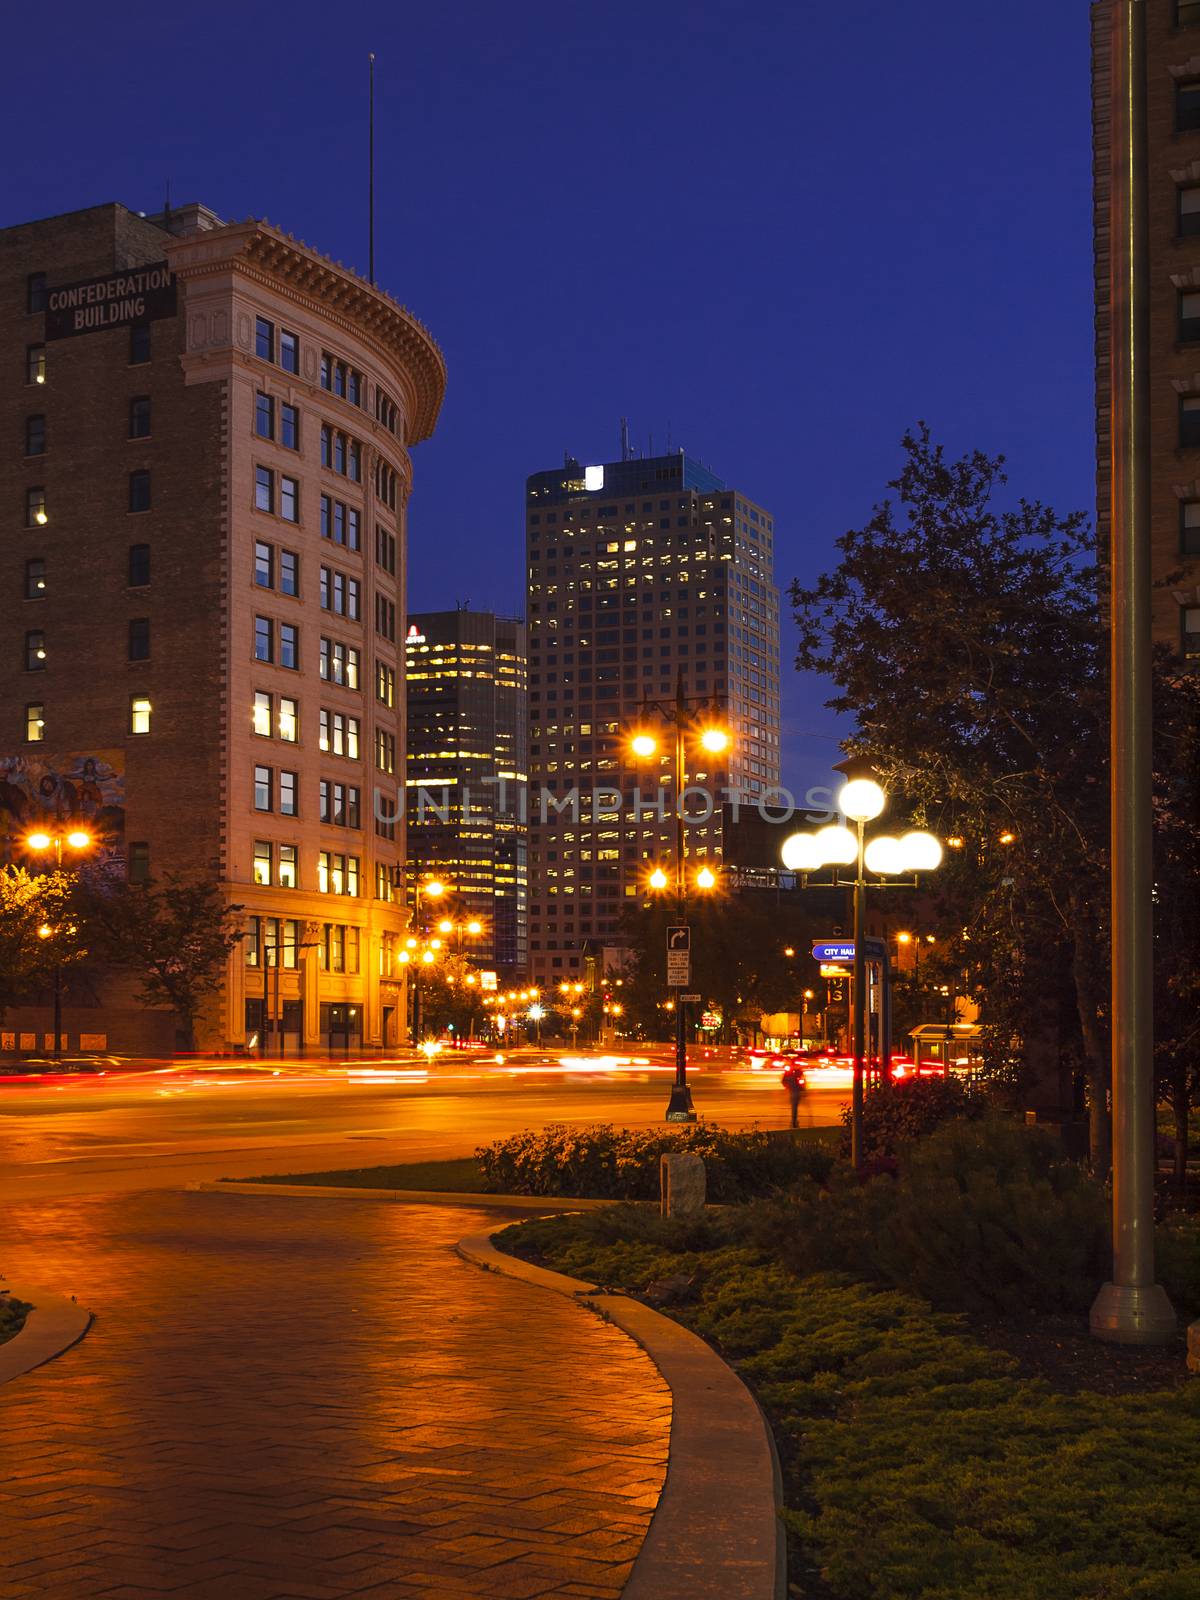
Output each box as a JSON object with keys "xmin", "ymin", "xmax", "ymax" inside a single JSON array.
[{"xmin": 1, "ymin": 1190, "xmax": 671, "ymax": 1600}]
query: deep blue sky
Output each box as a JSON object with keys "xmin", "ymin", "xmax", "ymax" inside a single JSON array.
[{"xmin": 3, "ymin": 0, "xmax": 1096, "ymax": 799}]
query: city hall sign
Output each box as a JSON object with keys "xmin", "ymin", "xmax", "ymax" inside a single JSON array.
[{"xmin": 45, "ymin": 263, "xmax": 176, "ymax": 339}]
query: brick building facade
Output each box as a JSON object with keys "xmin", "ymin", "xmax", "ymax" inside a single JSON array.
[
  {"xmin": 1093, "ymin": 0, "xmax": 1200, "ymax": 661},
  {"xmin": 0, "ymin": 202, "xmax": 445, "ymax": 1052}
]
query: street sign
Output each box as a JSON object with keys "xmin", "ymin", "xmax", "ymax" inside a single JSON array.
[
  {"xmin": 667, "ymin": 952, "xmax": 691, "ymax": 988},
  {"xmin": 680, "ymin": 993, "xmax": 701, "ymax": 1003},
  {"xmin": 480, "ymin": 970, "xmax": 498, "ymax": 992},
  {"xmin": 820, "ymin": 963, "xmax": 851, "ymax": 978},
  {"xmin": 667, "ymin": 926, "xmax": 691, "ymax": 952},
  {"xmin": 812, "ymin": 939, "xmax": 887, "ymax": 963}
]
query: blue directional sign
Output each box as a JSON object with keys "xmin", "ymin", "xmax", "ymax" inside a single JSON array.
[{"xmin": 812, "ymin": 939, "xmax": 887, "ymax": 963}]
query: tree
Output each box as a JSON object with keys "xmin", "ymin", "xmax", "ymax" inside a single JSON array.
[
  {"xmin": 85, "ymin": 875, "xmax": 244, "ymax": 1050},
  {"xmin": 0, "ymin": 867, "xmax": 86, "ymax": 1021},
  {"xmin": 791, "ymin": 426, "xmax": 1200, "ymax": 1176}
]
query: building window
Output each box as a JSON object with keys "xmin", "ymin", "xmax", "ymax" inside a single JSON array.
[
  {"xmin": 319, "ymin": 637, "xmax": 360, "ymax": 688},
  {"xmin": 255, "ymin": 317, "xmax": 274, "ymax": 361},
  {"xmin": 319, "ymin": 709, "xmax": 360, "ymax": 758},
  {"xmin": 318, "ymin": 851, "xmax": 360, "ymax": 896},
  {"xmin": 280, "ymin": 475, "xmax": 299, "ymax": 523},
  {"xmin": 26, "ymin": 344, "xmax": 46, "ymax": 385},
  {"xmin": 255, "ymin": 466, "xmax": 274, "ymax": 513},
  {"xmin": 255, "ymin": 764, "xmax": 272, "ymax": 811},
  {"xmin": 255, "ymin": 541, "xmax": 274, "ymax": 588},
  {"xmin": 278, "ymin": 696, "xmax": 298, "ymax": 742},
  {"xmin": 279, "ymin": 330, "xmax": 299, "ymax": 374},
  {"xmin": 25, "ymin": 487, "xmax": 47, "ymax": 526},
  {"xmin": 129, "ymin": 543, "xmax": 151, "ymax": 587},
  {"xmin": 25, "ymin": 702, "xmax": 44, "ymax": 742},
  {"xmin": 128, "ymin": 842, "xmax": 151, "ymax": 884},
  {"xmin": 253, "ymin": 690, "xmax": 272, "ymax": 736},
  {"xmin": 25, "ymin": 414, "xmax": 45, "ymax": 456},
  {"xmin": 1181, "ymin": 292, "xmax": 1200, "ymax": 344},
  {"xmin": 375, "ymin": 525, "xmax": 396, "ymax": 574},
  {"xmin": 129, "ymin": 323, "xmax": 151, "ymax": 364},
  {"xmin": 24, "ymin": 558, "xmax": 46, "ymax": 600},
  {"xmin": 253, "ymin": 840, "xmax": 272, "ymax": 886},
  {"xmin": 280, "ymin": 622, "xmax": 299, "ymax": 670},
  {"xmin": 129, "ymin": 396, "xmax": 152, "ymax": 438},
  {"xmin": 255, "ymin": 616, "xmax": 273, "ymax": 662},
  {"xmin": 1181, "ymin": 395, "xmax": 1200, "ymax": 448},
  {"xmin": 1180, "ymin": 0, "xmax": 1200, "ymax": 28},
  {"xmin": 245, "ymin": 919, "xmax": 260, "ymax": 967},
  {"xmin": 376, "ymin": 864, "xmax": 394, "ymax": 903},
  {"xmin": 375, "ymin": 595, "xmax": 395, "ymax": 641},
  {"xmin": 129, "ymin": 471, "xmax": 151, "ymax": 512},
  {"xmin": 376, "ymin": 662, "xmax": 395, "ymax": 706},
  {"xmin": 255, "ymin": 392, "xmax": 274, "ymax": 440},
  {"xmin": 1183, "ymin": 500, "xmax": 1200, "ymax": 556},
  {"xmin": 1181, "ymin": 187, "xmax": 1200, "ymax": 239},
  {"xmin": 128, "ymin": 618, "xmax": 151, "ymax": 661},
  {"xmin": 279, "ymin": 769, "xmax": 297, "ymax": 816},
  {"xmin": 278, "ymin": 844, "xmax": 298, "ymax": 889},
  {"xmin": 1179, "ymin": 79, "xmax": 1200, "ymax": 133},
  {"xmin": 25, "ymin": 630, "xmax": 45, "ymax": 671},
  {"xmin": 27, "ymin": 273, "xmax": 47, "ymax": 313},
  {"xmin": 280, "ymin": 549, "xmax": 299, "ymax": 596},
  {"xmin": 1185, "ymin": 606, "xmax": 1200, "ymax": 662},
  {"xmin": 375, "ymin": 728, "xmax": 396, "ymax": 774},
  {"xmin": 130, "ymin": 695, "xmax": 152, "ymax": 734}
]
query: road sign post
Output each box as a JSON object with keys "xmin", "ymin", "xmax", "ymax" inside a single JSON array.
[{"xmin": 665, "ymin": 926, "xmax": 695, "ymax": 1121}]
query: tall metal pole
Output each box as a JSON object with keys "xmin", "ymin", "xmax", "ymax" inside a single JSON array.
[
  {"xmin": 1091, "ymin": 0, "xmax": 1175, "ymax": 1344},
  {"xmin": 667, "ymin": 674, "xmax": 695, "ymax": 1120},
  {"xmin": 850, "ymin": 820, "xmax": 866, "ymax": 1170}
]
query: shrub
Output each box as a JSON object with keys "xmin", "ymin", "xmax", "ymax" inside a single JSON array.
[
  {"xmin": 750, "ymin": 1117, "xmax": 1109, "ymax": 1317},
  {"xmin": 1157, "ymin": 1213, "xmax": 1200, "ymax": 1319},
  {"xmin": 475, "ymin": 1122, "xmax": 834, "ymax": 1203},
  {"xmin": 839, "ymin": 1074, "xmax": 980, "ymax": 1163}
]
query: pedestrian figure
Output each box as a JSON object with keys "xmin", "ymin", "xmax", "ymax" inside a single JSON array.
[{"xmin": 781, "ymin": 1060, "xmax": 805, "ymax": 1128}]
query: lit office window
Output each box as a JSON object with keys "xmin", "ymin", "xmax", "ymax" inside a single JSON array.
[
  {"xmin": 253, "ymin": 691, "xmax": 272, "ymax": 737},
  {"xmin": 278, "ymin": 844, "xmax": 298, "ymax": 889},
  {"xmin": 130, "ymin": 695, "xmax": 152, "ymax": 734},
  {"xmin": 26, "ymin": 344, "xmax": 46, "ymax": 384},
  {"xmin": 25, "ymin": 630, "xmax": 46, "ymax": 671},
  {"xmin": 253, "ymin": 840, "xmax": 272, "ymax": 886},
  {"xmin": 278, "ymin": 696, "xmax": 298, "ymax": 742},
  {"xmin": 25, "ymin": 702, "xmax": 44, "ymax": 742}
]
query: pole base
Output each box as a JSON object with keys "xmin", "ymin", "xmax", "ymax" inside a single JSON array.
[
  {"xmin": 1089, "ymin": 1281, "xmax": 1177, "ymax": 1345},
  {"xmin": 665, "ymin": 1083, "xmax": 695, "ymax": 1123}
]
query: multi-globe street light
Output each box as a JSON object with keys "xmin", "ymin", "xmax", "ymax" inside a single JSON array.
[
  {"xmin": 630, "ymin": 679, "xmax": 730, "ymax": 1122},
  {"xmin": 781, "ymin": 778, "xmax": 943, "ymax": 1169}
]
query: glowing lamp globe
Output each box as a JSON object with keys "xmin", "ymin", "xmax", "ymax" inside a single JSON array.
[
  {"xmin": 898, "ymin": 831, "xmax": 943, "ymax": 872},
  {"xmin": 838, "ymin": 778, "xmax": 886, "ymax": 823},
  {"xmin": 631, "ymin": 733, "xmax": 658, "ymax": 759},
  {"xmin": 864, "ymin": 835, "xmax": 907, "ymax": 875},
  {"xmin": 815, "ymin": 823, "xmax": 859, "ymax": 866},
  {"xmin": 780, "ymin": 832, "xmax": 822, "ymax": 872},
  {"xmin": 699, "ymin": 727, "xmax": 729, "ymax": 754}
]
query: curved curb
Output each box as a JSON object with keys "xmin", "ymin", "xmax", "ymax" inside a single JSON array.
[
  {"xmin": 457, "ymin": 1230, "xmax": 785, "ymax": 1600},
  {"xmin": 0, "ymin": 1287, "xmax": 93, "ymax": 1386},
  {"xmin": 192, "ymin": 1180, "xmax": 613, "ymax": 1211}
]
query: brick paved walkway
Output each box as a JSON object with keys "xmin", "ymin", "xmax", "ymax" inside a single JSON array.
[{"xmin": 0, "ymin": 1192, "xmax": 671, "ymax": 1600}]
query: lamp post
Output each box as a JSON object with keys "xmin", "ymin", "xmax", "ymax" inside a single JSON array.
[
  {"xmin": 781, "ymin": 781, "xmax": 943, "ymax": 1168},
  {"xmin": 25, "ymin": 829, "xmax": 92, "ymax": 1058},
  {"xmin": 631, "ymin": 675, "xmax": 729, "ymax": 1122},
  {"xmin": 407, "ymin": 876, "xmax": 446, "ymax": 1047},
  {"xmin": 1091, "ymin": 0, "xmax": 1176, "ymax": 1345}
]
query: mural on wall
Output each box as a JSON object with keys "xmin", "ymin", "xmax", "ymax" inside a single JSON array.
[{"xmin": 0, "ymin": 750, "xmax": 126, "ymax": 872}]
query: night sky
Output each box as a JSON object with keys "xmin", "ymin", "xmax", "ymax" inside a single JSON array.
[{"xmin": 3, "ymin": 0, "xmax": 1095, "ymax": 799}]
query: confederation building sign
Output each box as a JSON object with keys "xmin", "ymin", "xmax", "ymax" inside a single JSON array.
[{"xmin": 45, "ymin": 262, "xmax": 176, "ymax": 339}]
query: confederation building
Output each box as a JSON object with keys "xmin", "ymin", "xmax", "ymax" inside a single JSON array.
[
  {"xmin": 0, "ymin": 201, "xmax": 445, "ymax": 1052},
  {"xmin": 525, "ymin": 451, "xmax": 781, "ymax": 982}
]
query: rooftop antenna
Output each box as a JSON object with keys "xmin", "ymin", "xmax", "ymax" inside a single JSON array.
[
  {"xmin": 620, "ymin": 416, "xmax": 631, "ymax": 461},
  {"xmin": 368, "ymin": 52, "xmax": 376, "ymax": 285}
]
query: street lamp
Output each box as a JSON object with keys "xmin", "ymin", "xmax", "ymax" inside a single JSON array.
[
  {"xmin": 408, "ymin": 875, "xmax": 448, "ymax": 1046},
  {"xmin": 630, "ymin": 674, "xmax": 731, "ymax": 1122},
  {"xmin": 780, "ymin": 779, "xmax": 943, "ymax": 1168},
  {"xmin": 25, "ymin": 829, "xmax": 93, "ymax": 1057}
]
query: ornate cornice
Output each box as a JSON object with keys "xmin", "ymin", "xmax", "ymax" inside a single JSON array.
[{"xmin": 165, "ymin": 219, "xmax": 446, "ymax": 444}]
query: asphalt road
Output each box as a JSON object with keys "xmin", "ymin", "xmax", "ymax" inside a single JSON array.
[{"xmin": 0, "ymin": 1048, "xmax": 848, "ymax": 1200}]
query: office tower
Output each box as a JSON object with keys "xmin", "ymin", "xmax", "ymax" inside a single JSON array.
[
  {"xmin": 524, "ymin": 450, "xmax": 781, "ymax": 980},
  {"xmin": 404, "ymin": 608, "xmax": 528, "ymax": 970},
  {"xmin": 0, "ymin": 202, "xmax": 444, "ymax": 1052}
]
